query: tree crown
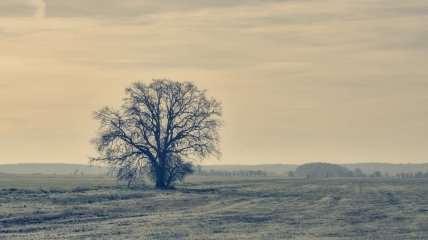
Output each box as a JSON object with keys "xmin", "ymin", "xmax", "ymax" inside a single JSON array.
[{"xmin": 90, "ymin": 79, "xmax": 222, "ymax": 188}]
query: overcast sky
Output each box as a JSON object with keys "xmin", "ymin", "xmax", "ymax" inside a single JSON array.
[{"xmin": 1, "ymin": 0, "xmax": 428, "ymax": 165}]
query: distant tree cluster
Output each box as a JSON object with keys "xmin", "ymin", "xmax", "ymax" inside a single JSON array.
[
  {"xmin": 395, "ymin": 172, "xmax": 428, "ymax": 178},
  {"xmin": 194, "ymin": 170, "xmax": 267, "ymax": 177},
  {"xmin": 295, "ymin": 163, "xmax": 354, "ymax": 178},
  {"xmin": 353, "ymin": 168, "xmax": 366, "ymax": 177},
  {"xmin": 72, "ymin": 169, "xmax": 84, "ymax": 175},
  {"xmin": 369, "ymin": 170, "xmax": 383, "ymax": 178}
]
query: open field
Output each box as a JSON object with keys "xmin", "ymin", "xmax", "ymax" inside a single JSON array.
[{"xmin": 1, "ymin": 175, "xmax": 427, "ymax": 239}]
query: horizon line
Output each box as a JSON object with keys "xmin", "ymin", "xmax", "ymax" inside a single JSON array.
[{"xmin": 1, "ymin": 162, "xmax": 427, "ymax": 166}]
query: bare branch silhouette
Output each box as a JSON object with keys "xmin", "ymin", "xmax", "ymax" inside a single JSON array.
[{"xmin": 91, "ymin": 79, "xmax": 222, "ymax": 188}]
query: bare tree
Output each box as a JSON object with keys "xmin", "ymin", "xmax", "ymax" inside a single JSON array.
[{"xmin": 90, "ymin": 79, "xmax": 222, "ymax": 189}]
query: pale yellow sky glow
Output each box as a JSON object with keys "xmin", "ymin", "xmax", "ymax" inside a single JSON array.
[{"xmin": 1, "ymin": 0, "xmax": 428, "ymax": 164}]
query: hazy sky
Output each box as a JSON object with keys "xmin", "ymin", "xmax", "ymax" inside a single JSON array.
[{"xmin": 1, "ymin": 0, "xmax": 428, "ymax": 165}]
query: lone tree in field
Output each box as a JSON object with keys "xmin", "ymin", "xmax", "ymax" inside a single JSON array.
[{"xmin": 91, "ymin": 79, "xmax": 222, "ymax": 189}]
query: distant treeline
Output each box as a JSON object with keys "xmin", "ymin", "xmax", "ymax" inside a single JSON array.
[
  {"xmin": 351, "ymin": 170, "xmax": 428, "ymax": 178},
  {"xmin": 194, "ymin": 170, "xmax": 267, "ymax": 177},
  {"xmin": 288, "ymin": 169, "xmax": 428, "ymax": 178},
  {"xmin": 2, "ymin": 163, "xmax": 428, "ymax": 177},
  {"xmin": 395, "ymin": 172, "xmax": 428, "ymax": 178},
  {"xmin": 289, "ymin": 162, "xmax": 428, "ymax": 178}
]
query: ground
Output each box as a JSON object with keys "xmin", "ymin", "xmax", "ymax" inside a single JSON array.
[{"xmin": 0, "ymin": 175, "xmax": 427, "ymax": 239}]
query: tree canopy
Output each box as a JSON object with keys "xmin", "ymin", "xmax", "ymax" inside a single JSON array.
[{"xmin": 91, "ymin": 79, "xmax": 222, "ymax": 188}]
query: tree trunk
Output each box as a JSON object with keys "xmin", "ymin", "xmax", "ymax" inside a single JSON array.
[
  {"xmin": 155, "ymin": 177, "xmax": 166, "ymax": 189},
  {"xmin": 155, "ymin": 155, "xmax": 167, "ymax": 189}
]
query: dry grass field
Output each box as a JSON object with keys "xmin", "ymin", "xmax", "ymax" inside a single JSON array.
[{"xmin": 1, "ymin": 175, "xmax": 427, "ymax": 239}]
